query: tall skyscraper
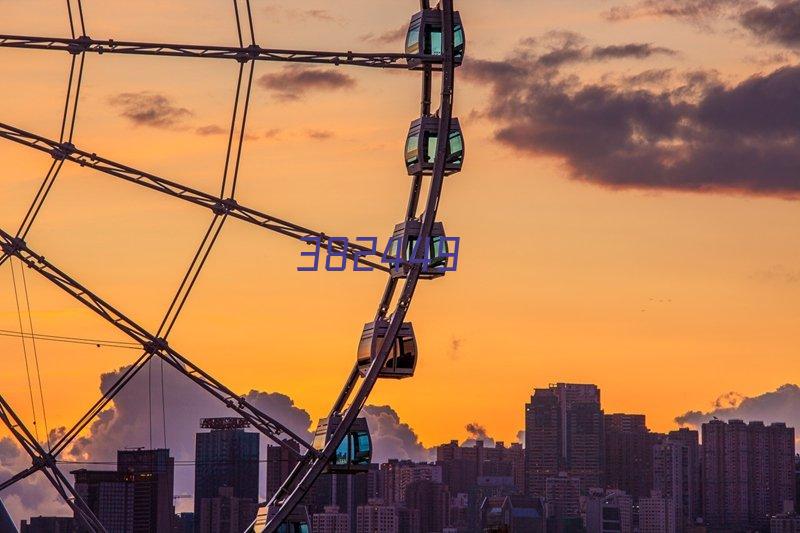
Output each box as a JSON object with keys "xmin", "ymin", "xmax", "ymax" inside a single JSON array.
[
  {"xmin": 604, "ymin": 414, "xmax": 654, "ymax": 500},
  {"xmin": 404, "ymin": 480, "xmax": 450, "ymax": 533},
  {"xmin": 72, "ymin": 448, "xmax": 175, "ymax": 532},
  {"xmin": 194, "ymin": 418, "xmax": 259, "ymax": 530},
  {"xmin": 544, "ymin": 473, "xmax": 580, "ymax": 521},
  {"xmin": 525, "ymin": 383, "xmax": 604, "ymax": 496},
  {"xmin": 702, "ymin": 419, "xmax": 796, "ymax": 530},
  {"xmin": 667, "ymin": 428, "xmax": 701, "ymax": 523},
  {"xmin": 652, "ymin": 439, "xmax": 692, "ymax": 533}
]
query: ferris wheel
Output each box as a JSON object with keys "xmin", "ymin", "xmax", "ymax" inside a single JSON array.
[{"xmin": 0, "ymin": 1, "xmax": 464, "ymax": 531}]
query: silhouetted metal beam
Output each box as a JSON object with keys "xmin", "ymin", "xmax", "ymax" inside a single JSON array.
[
  {"xmin": 0, "ymin": 228, "xmax": 316, "ymax": 458},
  {"xmin": 0, "ymin": 394, "xmax": 107, "ymax": 532},
  {"xmin": 0, "ymin": 122, "xmax": 392, "ymax": 272},
  {"xmin": 0, "ymin": 35, "xmax": 441, "ymax": 70}
]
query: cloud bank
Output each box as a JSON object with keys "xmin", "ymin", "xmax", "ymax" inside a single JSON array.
[
  {"xmin": 463, "ymin": 35, "xmax": 800, "ymax": 198},
  {"xmin": 675, "ymin": 384, "xmax": 800, "ymax": 437}
]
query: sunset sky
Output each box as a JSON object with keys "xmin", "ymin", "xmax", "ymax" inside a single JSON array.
[{"xmin": 1, "ymin": 0, "xmax": 799, "ymax": 503}]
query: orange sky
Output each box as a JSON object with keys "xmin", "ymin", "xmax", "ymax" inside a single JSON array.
[{"xmin": 1, "ymin": 0, "xmax": 798, "ymax": 452}]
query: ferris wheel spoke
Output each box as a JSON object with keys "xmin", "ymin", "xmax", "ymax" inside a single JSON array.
[
  {"xmin": 0, "ymin": 35, "xmax": 441, "ymax": 71},
  {"xmin": 0, "ymin": 227, "xmax": 315, "ymax": 458},
  {"xmin": 0, "ymin": 121, "xmax": 392, "ymax": 272}
]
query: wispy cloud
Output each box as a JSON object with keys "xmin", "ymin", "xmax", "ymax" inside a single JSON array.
[
  {"xmin": 258, "ymin": 65, "xmax": 356, "ymax": 101},
  {"xmin": 108, "ymin": 91, "xmax": 192, "ymax": 129}
]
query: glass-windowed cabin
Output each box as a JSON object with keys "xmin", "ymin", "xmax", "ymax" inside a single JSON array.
[
  {"xmin": 405, "ymin": 116, "xmax": 464, "ymax": 176},
  {"xmin": 405, "ymin": 9, "xmax": 465, "ymax": 67},
  {"xmin": 357, "ymin": 321, "xmax": 417, "ymax": 379},
  {"xmin": 388, "ymin": 220, "xmax": 449, "ymax": 279},
  {"xmin": 313, "ymin": 415, "xmax": 372, "ymax": 474}
]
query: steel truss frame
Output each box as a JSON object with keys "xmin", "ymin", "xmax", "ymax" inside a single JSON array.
[{"xmin": 0, "ymin": 1, "xmax": 459, "ymax": 531}]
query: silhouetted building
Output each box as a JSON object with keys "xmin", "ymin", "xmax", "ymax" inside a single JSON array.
[
  {"xmin": 118, "ymin": 448, "xmax": 175, "ymax": 532},
  {"xmin": 667, "ymin": 428, "xmax": 701, "ymax": 523},
  {"xmin": 20, "ymin": 516, "xmax": 74, "ymax": 533},
  {"xmin": 585, "ymin": 490, "xmax": 632, "ymax": 533},
  {"xmin": 480, "ymin": 494, "xmax": 545, "ymax": 532},
  {"xmin": 525, "ymin": 384, "xmax": 604, "ymax": 497},
  {"xmin": 197, "ymin": 487, "xmax": 258, "ymax": 533},
  {"xmin": 544, "ymin": 473, "xmax": 580, "ymax": 521},
  {"xmin": 380, "ymin": 461, "xmax": 442, "ymax": 505},
  {"xmin": 652, "ymin": 439, "xmax": 693, "ymax": 533},
  {"xmin": 639, "ymin": 490, "xmax": 676, "ymax": 533},
  {"xmin": 604, "ymin": 414, "xmax": 653, "ymax": 500},
  {"xmin": 73, "ymin": 448, "xmax": 175, "ymax": 533},
  {"xmin": 772, "ymin": 513, "xmax": 800, "ymax": 533},
  {"xmin": 437, "ymin": 440, "xmax": 524, "ymax": 496},
  {"xmin": 405, "ymin": 480, "xmax": 450, "ymax": 533},
  {"xmin": 265, "ymin": 442, "xmax": 301, "ymax": 502},
  {"xmin": 312, "ymin": 506, "xmax": 349, "ymax": 533},
  {"xmin": 702, "ymin": 419, "xmax": 796, "ymax": 530},
  {"xmin": 194, "ymin": 418, "xmax": 259, "ymax": 530}
]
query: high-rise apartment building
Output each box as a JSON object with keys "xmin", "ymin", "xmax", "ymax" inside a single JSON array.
[
  {"xmin": 667, "ymin": 428, "xmax": 701, "ymax": 522},
  {"xmin": 639, "ymin": 490, "xmax": 676, "ymax": 533},
  {"xmin": 312, "ymin": 506, "xmax": 350, "ymax": 533},
  {"xmin": 379, "ymin": 461, "xmax": 442, "ymax": 505},
  {"xmin": 265, "ymin": 442, "xmax": 301, "ymax": 503},
  {"xmin": 702, "ymin": 419, "xmax": 796, "ymax": 530},
  {"xmin": 604, "ymin": 414, "xmax": 654, "ymax": 499},
  {"xmin": 525, "ymin": 383, "xmax": 604, "ymax": 496},
  {"xmin": 585, "ymin": 490, "xmax": 633, "ymax": 533},
  {"xmin": 652, "ymin": 439, "xmax": 691, "ymax": 533},
  {"xmin": 405, "ymin": 480, "xmax": 450, "ymax": 533},
  {"xmin": 194, "ymin": 418, "xmax": 259, "ymax": 529},
  {"xmin": 544, "ymin": 473, "xmax": 580, "ymax": 521},
  {"xmin": 436, "ymin": 440, "xmax": 524, "ymax": 495},
  {"xmin": 72, "ymin": 448, "xmax": 175, "ymax": 533},
  {"xmin": 197, "ymin": 486, "xmax": 259, "ymax": 533}
]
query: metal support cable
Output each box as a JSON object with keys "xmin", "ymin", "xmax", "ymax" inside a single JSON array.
[
  {"xmin": 20, "ymin": 261, "xmax": 51, "ymax": 450},
  {"xmin": 0, "ymin": 227, "xmax": 314, "ymax": 458},
  {"xmin": 8, "ymin": 260, "xmax": 40, "ymax": 443}
]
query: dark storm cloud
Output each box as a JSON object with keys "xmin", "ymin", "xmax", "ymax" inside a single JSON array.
[
  {"xmin": 108, "ymin": 92, "xmax": 192, "ymax": 128},
  {"xmin": 675, "ymin": 384, "xmax": 800, "ymax": 435},
  {"xmin": 257, "ymin": 65, "xmax": 356, "ymax": 100},
  {"xmin": 463, "ymin": 38, "xmax": 800, "ymax": 198},
  {"xmin": 740, "ymin": 1, "xmax": 800, "ymax": 48}
]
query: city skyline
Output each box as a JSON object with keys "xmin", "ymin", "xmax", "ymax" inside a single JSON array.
[
  {"xmin": 2, "ymin": 375, "xmax": 799, "ymax": 524},
  {"xmin": 1, "ymin": 0, "xmax": 799, "ymax": 529},
  {"xmin": 7, "ymin": 381, "xmax": 799, "ymax": 532},
  {"xmin": 0, "ymin": 0, "xmax": 797, "ymax": 454}
]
